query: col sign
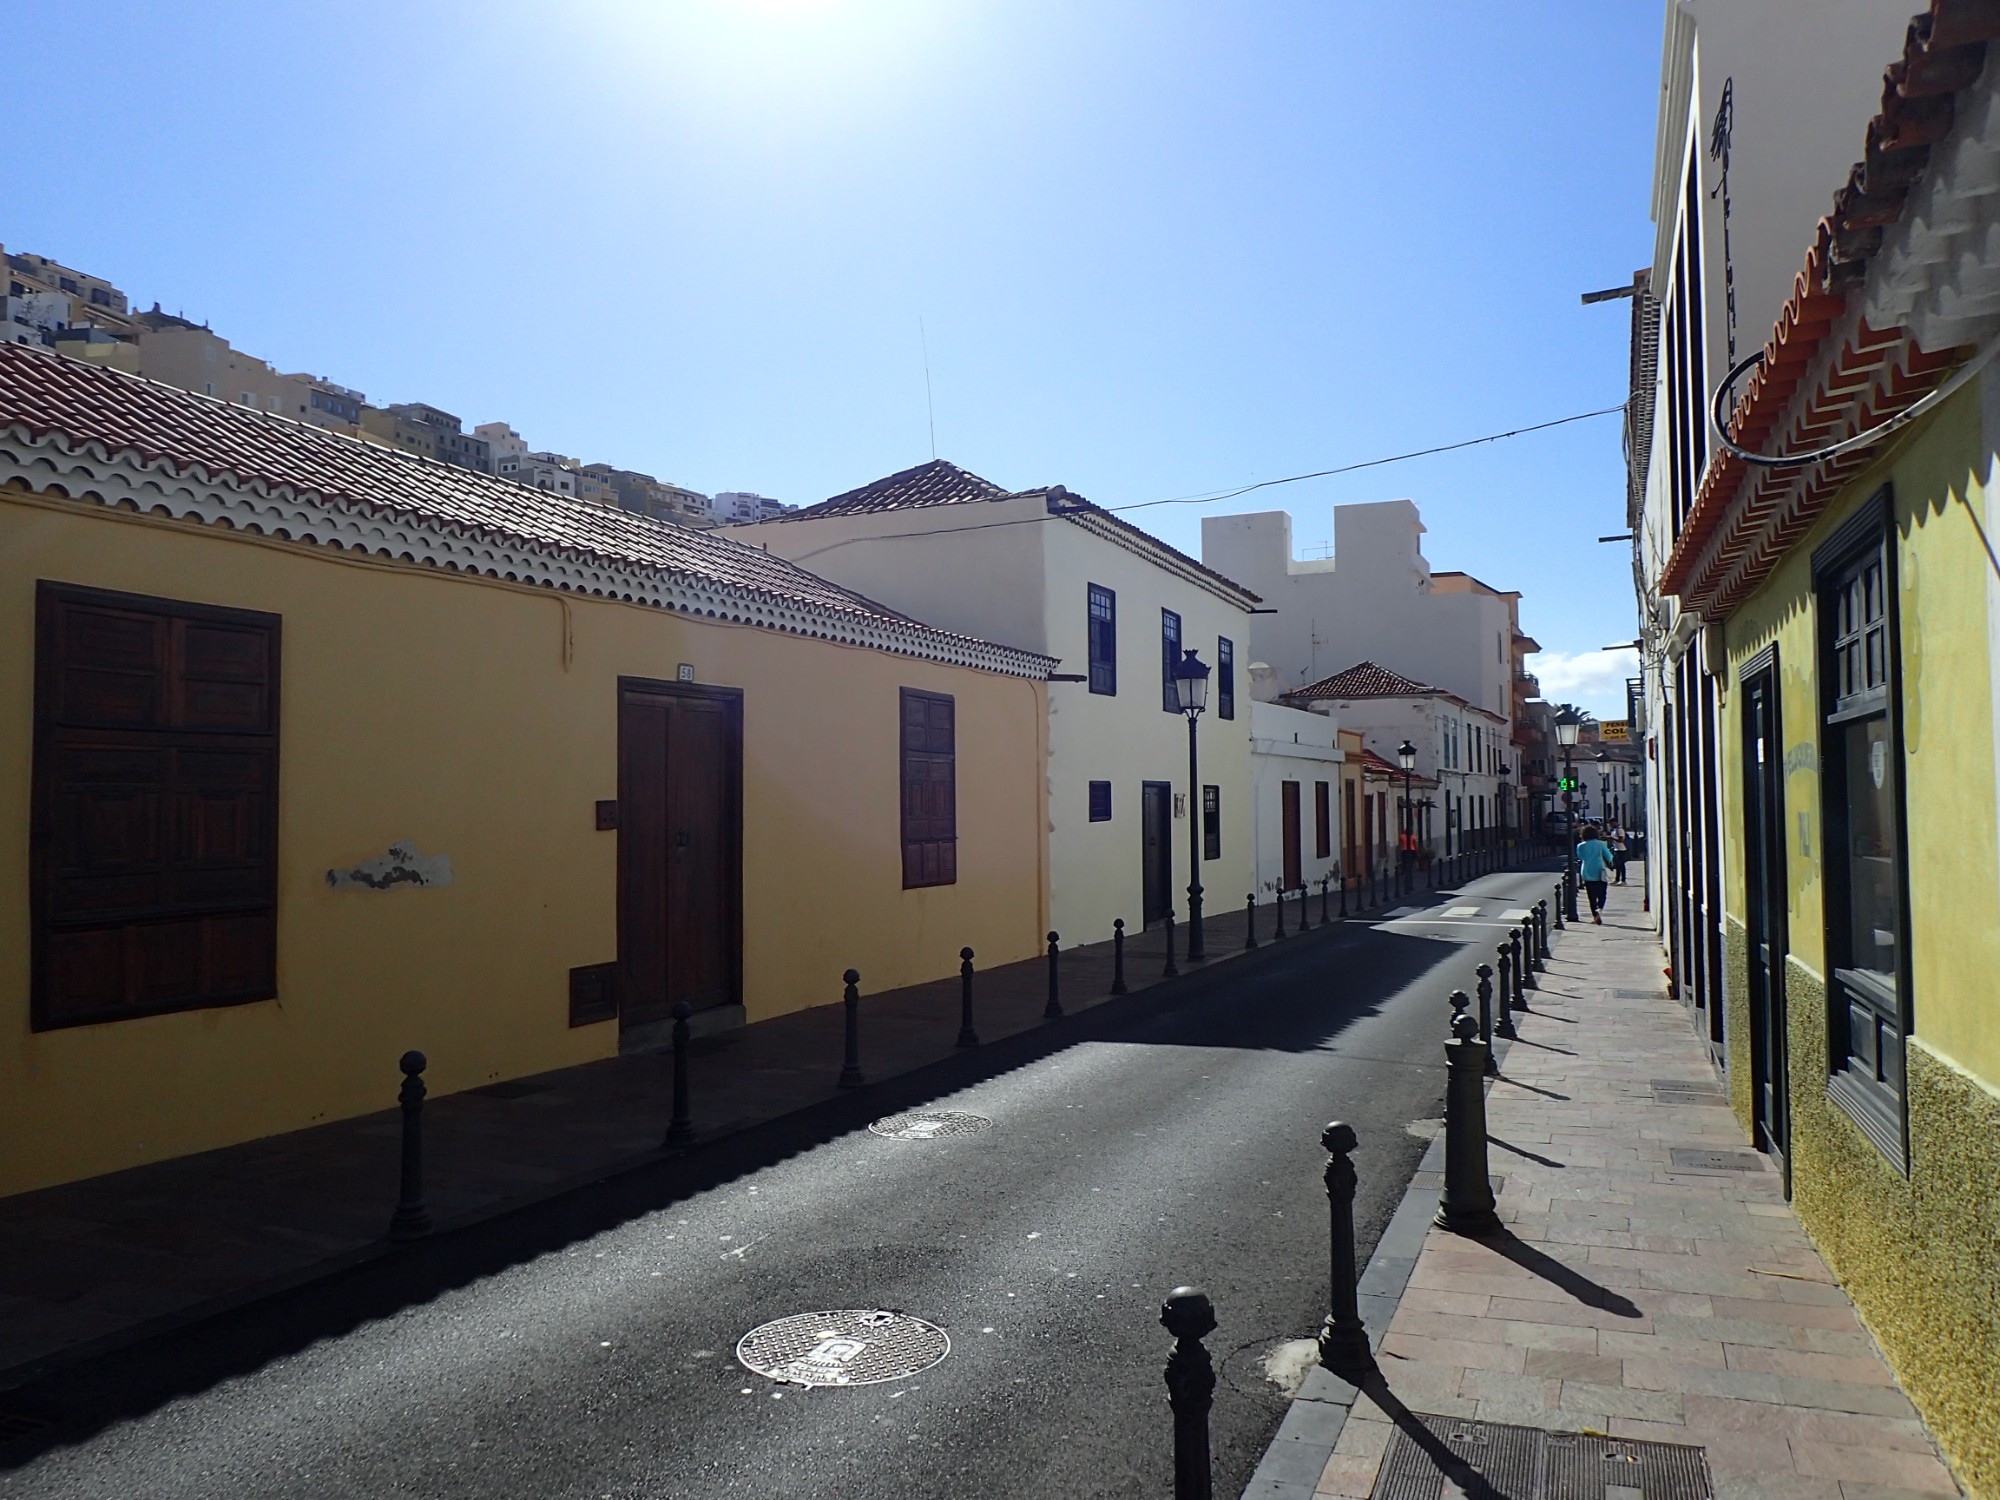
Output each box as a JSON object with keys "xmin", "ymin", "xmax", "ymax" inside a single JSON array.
[{"xmin": 1598, "ymin": 720, "xmax": 1632, "ymax": 743}]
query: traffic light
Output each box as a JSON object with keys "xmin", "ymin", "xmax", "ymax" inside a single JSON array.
[{"xmin": 1557, "ymin": 776, "xmax": 1577, "ymax": 792}]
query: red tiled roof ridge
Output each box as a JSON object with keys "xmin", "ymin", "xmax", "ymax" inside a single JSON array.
[
  {"xmin": 1292, "ymin": 659, "xmax": 1442, "ymax": 699},
  {"xmin": 1659, "ymin": 0, "xmax": 2000, "ymax": 615},
  {"xmin": 0, "ymin": 344, "xmax": 1057, "ymax": 678}
]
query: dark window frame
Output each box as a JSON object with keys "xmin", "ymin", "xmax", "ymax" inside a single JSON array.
[
  {"xmin": 899, "ymin": 687, "xmax": 957, "ymax": 889},
  {"xmin": 1813, "ymin": 488, "xmax": 1912, "ymax": 1171},
  {"xmin": 1217, "ymin": 637, "xmax": 1235, "ymax": 720},
  {"xmin": 1088, "ymin": 779, "xmax": 1113, "ymax": 822},
  {"xmin": 1314, "ymin": 780, "xmax": 1331, "ymax": 859},
  {"xmin": 1161, "ymin": 608, "xmax": 1182, "ymax": 713},
  {"xmin": 1087, "ymin": 584, "xmax": 1117, "ymax": 696},
  {"xmin": 31, "ymin": 581, "xmax": 282, "ymax": 1030},
  {"xmin": 1202, "ymin": 785, "xmax": 1221, "ymax": 861}
]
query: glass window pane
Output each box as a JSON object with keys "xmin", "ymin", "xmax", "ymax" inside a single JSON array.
[{"xmin": 1840, "ymin": 714, "xmax": 1899, "ymax": 981}]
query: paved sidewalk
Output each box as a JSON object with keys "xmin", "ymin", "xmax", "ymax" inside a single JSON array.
[
  {"xmin": 1246, "ymin": 900, "xmax": 1965, "ymax": 1500},
  {"xmin": 2, "ymin": 857, "xmax": 1479, "ymax": 1393}
]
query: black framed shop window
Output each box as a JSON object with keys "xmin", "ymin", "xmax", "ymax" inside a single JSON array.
[
  {"xmin": 1202, "ymin": 785, "xmax": 1221, "ymax": 860},
  {"xmin": 1814, "ymin": 489, "xmax": 1910, "ymax": 1169}
]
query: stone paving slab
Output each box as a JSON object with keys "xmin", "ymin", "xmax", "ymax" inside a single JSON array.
[{"xmin": 1241, "ymin": 900, "xmax": 1966, "ymax": 1500}]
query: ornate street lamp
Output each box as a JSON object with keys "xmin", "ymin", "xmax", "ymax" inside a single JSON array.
[
  {"xmin": 1173, "ymin": 648, "xmax": 1211, "ymax": 960},
  {"xmin": 1597, "ymin": 752, "xmax": 1611, "ymax": 828},
  {"xmin": 1396, "ymin": 739, "xmax": 1417, "ymax": 894},
  {"xmin": 1555, "ymin": 708, "xmax": 1582, "ymax": 919}
]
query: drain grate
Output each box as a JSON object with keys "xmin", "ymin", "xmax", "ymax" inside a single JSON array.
[
  {"xmin": 738, "ymin": 1309, "xmax": 949, "ymax": 1386},
  {"xmin": 867, "ymin": 1110, "xmax": 991, "ymax": 1140},
  {"xmin": 1372, "ymin": 1418, "xmax": 1712, "ymax": 1499},
  {"xmin": 1651, "ymin": 1079, "xmax": 1727, "ymax": 1105},
  {"xmin": 1668, "ymin": 1147, "xmax": 1764, "ymax": 1172},
  {"xmin": 1611, "ymin": 987, "xmax": 1664, "ymax": 1000}
]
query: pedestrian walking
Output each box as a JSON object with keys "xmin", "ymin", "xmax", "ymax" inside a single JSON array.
[
  {"xmin": 1610, "ymin": 826, "xmax": 1630, "ymax": 885},
  {"xmin": 1576, "ymin": 823, "xmax": 1614, "ymax": 923}
]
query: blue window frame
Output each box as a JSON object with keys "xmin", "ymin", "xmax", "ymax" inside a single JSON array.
[
  {"xmin": 1218, "ymin": 637, "xmax": 1235, "ymax": 720},
  {"xmin": 1161, "ymin": 609, "xmax": 1182, "ymax": 713},
  {"xmin": 1088, "ymin": 585, "xmax": 1116, "ymax": 695},
  {"xmin": 1088, "ymin": 780, "xmax": 1112, "ymax": 822}
]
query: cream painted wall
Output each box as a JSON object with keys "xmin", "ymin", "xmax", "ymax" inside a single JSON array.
[
  {"xmin": 1035, "ymin": 517, "xmax": 1254, "ymax": 944},
  {"xmin": 1249, "ymin": 701, "xmax": 1343, "ymax": 899},
  {"xmin": 1, "ymin": 488, "xmax": 1047, "ymax": 1195}
]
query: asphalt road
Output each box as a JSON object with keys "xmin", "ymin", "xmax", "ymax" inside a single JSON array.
[{"xmin": 2, "ymin": 867, "xmax": 1562, "ymax": 1500}]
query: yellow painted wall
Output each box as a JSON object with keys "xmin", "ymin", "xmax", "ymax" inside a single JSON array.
[
  {"xmin": 0, "ymin": 486, "xmax": 1048, "ymax": 1196},
  {"xmin": 1718, "ymin": 383, "xmax": 2000, "ymax": 1497}
]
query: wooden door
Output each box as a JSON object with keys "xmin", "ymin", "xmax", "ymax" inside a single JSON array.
[
  {"xmin": 1741, "ymin": 658, "xmax": 1789, "ymax": 1176},
  {"xmin": 1280, "ymin": 781, "xmax": 1302, "ymax": 891},
  {"xmin": 618, "ymin": 680, "xmax": 741, "ymax": 1030},
  {"xmin": 1141, "ymin": 781, "xmax": 1171, "ymax": 926}
]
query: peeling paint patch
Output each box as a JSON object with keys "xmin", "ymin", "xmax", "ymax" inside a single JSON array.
[{"xmin": 327, "ymin": 842, "xmax": 453, "ymax": 892}]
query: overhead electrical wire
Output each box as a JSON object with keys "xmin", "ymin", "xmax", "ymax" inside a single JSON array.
[{"xmin": 778, "ymin": 402, "xmax": 1627, "ymax": 563}]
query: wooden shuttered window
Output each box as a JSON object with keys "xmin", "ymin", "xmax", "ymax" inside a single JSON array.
[
  {"xmin": 32, "ymin": 583, "xmax": 280, "ymax": 1029},
  {"xmin": 1314, "ymin": 780, "xmax": 1331, "ymax": 859},
  {"xmin": 900, "ymin": 688, "xmax": 957, "ymax": 888}
]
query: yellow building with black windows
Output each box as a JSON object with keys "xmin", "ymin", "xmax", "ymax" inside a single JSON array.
[
  {"xmin": 1647, "ymin": 12, "xmax": 2000, "ymax": 1491},
  {"xmin": 0, "ymin": 342, "xmax": 1053, "ymax": 1200}
]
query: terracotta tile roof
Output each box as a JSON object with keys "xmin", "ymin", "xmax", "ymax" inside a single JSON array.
[
  {"xmin": 758, "ymin": 458, "xmax": 1261, "ymax": 608},
  {"xmin": 1356, "ymin": 747, "xmax": 1437, "ymax": 786},
  {"xmin": 0, "ymin": 344, "xmax": 1056, "ymax": 678},
  {"xmin": 776, "ymin": 458, "xmax": 1010, "ymax": 518},
  {"xmin": 1289, "ymin": 661, "xmax": 1443, "ymax": 701},
  {"xmin": 1661, "ymin": 0, "xmax": 2000, "ymax": 618}
]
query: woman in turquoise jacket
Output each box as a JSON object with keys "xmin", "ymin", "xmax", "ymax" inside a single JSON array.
[{"xmin": 1575, "ymin": 824, "xmax": 1615, "ymax": 923}]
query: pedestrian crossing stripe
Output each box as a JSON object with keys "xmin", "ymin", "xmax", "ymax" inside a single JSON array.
[
  {"xmin": 1500, "ymin": 908, "xmax": 1532, "ymax": 920},
  {"xmin": 1442, "ymin": 905, "xmax": 1480, "ymax": 918}
]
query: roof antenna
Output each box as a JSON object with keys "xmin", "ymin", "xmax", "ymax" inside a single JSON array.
[{"xmin": 919, "ymin": 315, "xmax": 937, "ymax": 461}]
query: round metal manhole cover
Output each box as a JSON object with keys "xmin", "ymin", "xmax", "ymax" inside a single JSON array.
[
  {"xmin": 867, "ymin": 1109, "xmax": 992, "ymax": 1140},
  {"xmin": 736, "ymin": 1310, "xmax": 950, "ymax": 1386}
]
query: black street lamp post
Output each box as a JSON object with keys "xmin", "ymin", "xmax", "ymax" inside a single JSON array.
[
  {"xmin": 1396, "ymin": 740, "xmax": 1417, "ymax": 895},
  {"xmin": 1555, "ymin": 708, "xmax": 1582, "ymax": 920},
  {"xmin": 1496, "ymin": 762, "xmax": 1510, "ymax": 859},
  {"xmin": 1173, "ymin": 649, "xmax": 1211, "ymax": 961}
]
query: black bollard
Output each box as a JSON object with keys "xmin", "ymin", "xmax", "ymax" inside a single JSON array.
[
  {"xmin": 1435, "ymin": 1009, "xmax": 1500, "ymax": 1234},
  {"xmin": 1162, "ymin": 910, "xmax": 1179, "ymax": 978},
  {"xmin": 1534, "ymin": 902, "xmax": 1549, "ymax": 970},
  {"xmin": 1317, "ymin": 1121, "xmax": 1372, "ymax": 1374},
  {"xmin": 1496, "ymin": 941, "xmax": 1514, "ymax": 1032},
  {"xmin": 1243, "ymin": 894, "xmax": 1258, "ymax": 950},
  {"xmin": 1553, "ymin": 881, "xmax": 1566, "ymax": 931},
  {"xmin": 1111, "ymin": 920, "xmax": 1129, "ymax": 995},
  {"xmin": 1520, "ymin": 921, "xmax": 1539, "ymax": 991},
  {"xmin": 1320, "ymin": 874, "xmax": 1331, "ymax": 926},
  {"xmin": 1339, "ymin": 872, "xmax": 1348, "ymax": 919},
  {"xmin": 665, "ymin": 1001, "xmax": 696, "ymax": 1144},
  {"xmin": 958, "ymin": 947, "xmax": 981, "ymax": 1047},
  {"xmin": 1273, "ymin": 886, "xmax": 1287, "ymax": 940},
  {"xmin": 838, "ymin": 969, "xmax": 866, "ymax": 1088},
  {"xmin": 1475, "ymin": 963, "xmax": 1498, "ymax": 1075},
  {"xmin": 1161, "ymin": 1287, "xmax": 1217, "ymax": 1500},
  {"xmin": 1509, "ymin": 929, "xmax": 1528, "ymax": 1011},
  {"xmin": 1044, "ymin": 931, "xmax": 1063, "ymax": 1020},
  {"xmin": 1492, "ymin": 956, "xmax": 1518, "ymax": 1040},
  {"xmin": 388, "ymin": 1050, "xmax": 431, "ymax": 1241},
  {"xmin": 1298, "ymin": 881, "xmax": 1311, "ymax": 932}
]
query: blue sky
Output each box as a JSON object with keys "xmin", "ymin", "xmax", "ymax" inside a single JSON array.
[{"xmin": 9, "ymin": 1, "xmax": 1658, "ymax": 716}]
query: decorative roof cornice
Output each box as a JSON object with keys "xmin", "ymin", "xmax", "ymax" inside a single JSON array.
[{"xmin": 0, "ymin": 429, "xmax": 1058, "ymax": 681}]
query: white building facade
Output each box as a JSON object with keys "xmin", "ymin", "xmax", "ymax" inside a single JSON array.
[
  {"xmin": 1288, "ymin": 661, "xmax": 1511, "ymax": 859},
  {"xmin": 1248, "ymin": 701, "xmax": 1346, "ymax": 904},
  {"xmin": 724, "ymin": 460, "xmax": 1258, "ymax": 944}
]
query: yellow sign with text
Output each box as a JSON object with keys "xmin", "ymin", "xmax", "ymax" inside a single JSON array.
[{"xmin": 1599, "ymin": 720, "xmax": 1631, "ymax": 742}]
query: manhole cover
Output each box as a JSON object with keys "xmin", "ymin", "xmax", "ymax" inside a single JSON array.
[
  {"xmin": 868, "ymin": 1109, "xmax": 991, "ymax": 1140},
  {"xmin": 1669, "ymin": 1147, "xmax": 1764, "ymax": 1172},
  {"xmin": 1372, "ymin": 1418, "xmax": 1712, "ymax": 1499},
  {"xmin": 737, "ymin": 1310, "xmax": 949, "ymax": 1386},
  {"xmin": 1652, "ymin": 1081, "xmax": 1726, "ymax": 1105}
]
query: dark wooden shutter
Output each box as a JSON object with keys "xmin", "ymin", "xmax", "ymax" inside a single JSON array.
[
  {"xmin": 33, "ymin": 583, "xmax": 280, "ymax": 1029},
  {"xmin": 1314, "ymin": 781, "xmax": 1331, "ymax": 859},
  {"xmin": 900, "ymin": 688, "xmax": 956, "ymax": 888}
]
